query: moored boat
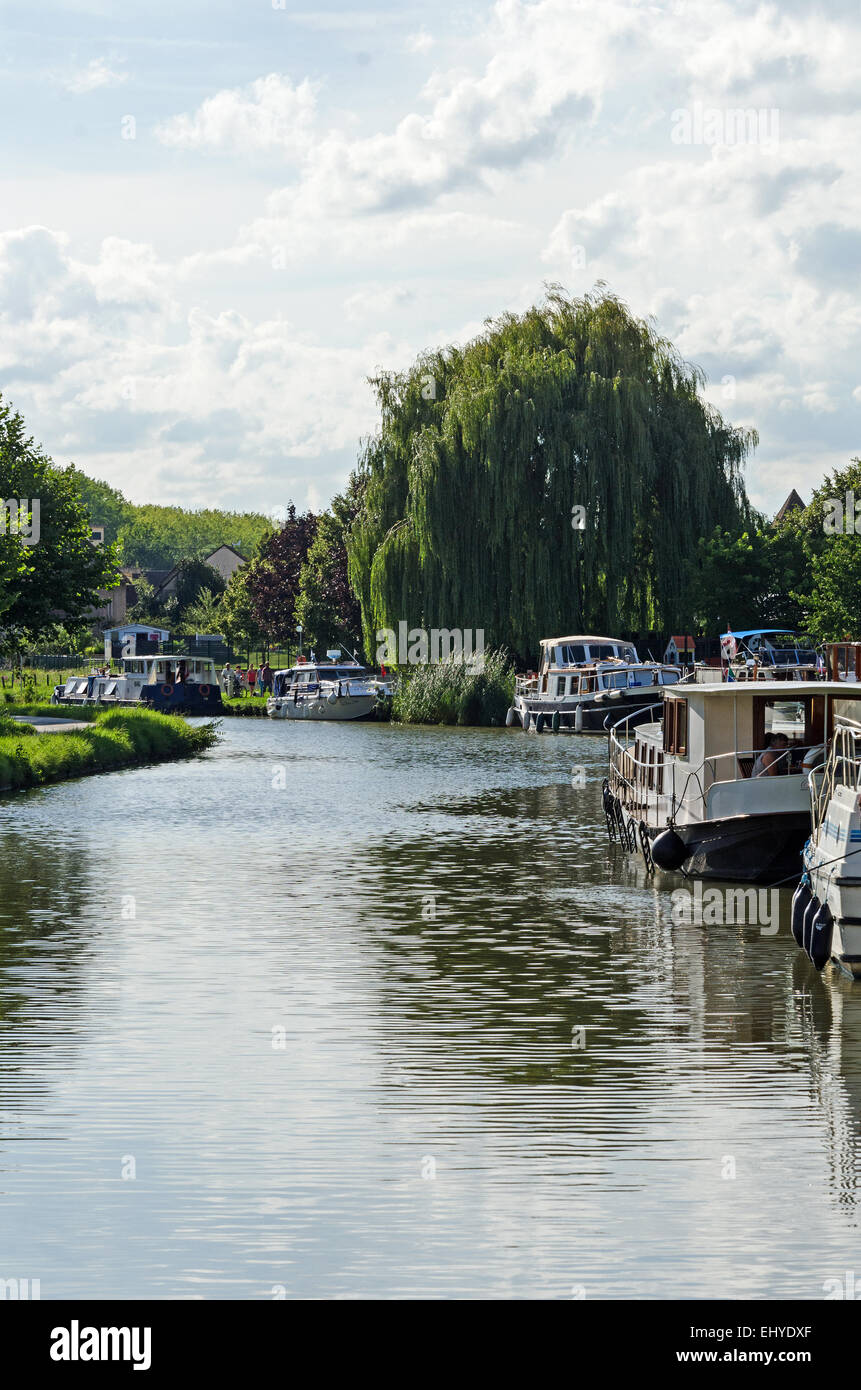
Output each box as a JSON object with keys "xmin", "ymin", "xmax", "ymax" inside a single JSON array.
[
  {"xmin": 798, "ymin": 696, "xmax": 861, "ymax": 978},
  {"xmin": 52, "ymin": 655, "xmax": 222, "ymax": 714},
  {"xmin": 266, "ymin": 660, "xmax": 392, "ymax": 721},
  {"xmin": 722, "ymin": 628, "xmax": 821, "ymax": 681},
  {"xmin": 606, "ymin": 680, "xmax": 857, "ymax": 882},
  {"xmin": 509, "ymin": 634, "xmax": 684, "ymax": 733}
]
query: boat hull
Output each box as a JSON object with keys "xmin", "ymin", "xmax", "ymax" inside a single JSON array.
[
  {"xmin": 139, "ymin": 683, "xmax": 222, "ymax": 714},
  {"xmin": 266, "ymin": 694, "xmax": 377, "ymax": 721},
  {"xmin": 663, "ymin": 810, "xmax": 810, "ymax": 883},
  {"xmin": 514, "ymin": 691, "xmax": 661, "ymax": 732},
  {"xmin": 806, "ymin": 862, "xmax": 861, "ymax": 979}
]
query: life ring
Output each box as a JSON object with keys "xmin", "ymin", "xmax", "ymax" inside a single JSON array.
[
  {"xmin": 199, "ymin": 684, "xmax": 211, "ymax": 698},
  {"xmin": 161, "ymin": 683, "xmax": 173, "ymax": 697}
]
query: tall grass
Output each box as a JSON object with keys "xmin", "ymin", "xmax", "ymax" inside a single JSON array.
[
  {"xmin": 392, "ymin": 649, "xmax": 515, "ymax": 726},
  {"xmin": 0, "ymin": 707, "xmax": 218, "ymax": 792}
]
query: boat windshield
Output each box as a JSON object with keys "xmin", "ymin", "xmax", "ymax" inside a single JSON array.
[{"xmin": 558, "ymin": 644, "xmax": 587, "ymax": 665}]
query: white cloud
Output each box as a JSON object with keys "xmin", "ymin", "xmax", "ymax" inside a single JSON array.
[
  {"xmin": 64, "ymin": 58, "xmax": 127, "ymax": 94},
  {"xmin": 6, "ymin": 0, "xmax": 861, "ymax": 516},
  {"xmin": 156, "ymin": 74, "xmax": 319, "ymax": 157},
  {"xmin": 405, "ymin": 30, "xmax": 435, "ymax": 55}
]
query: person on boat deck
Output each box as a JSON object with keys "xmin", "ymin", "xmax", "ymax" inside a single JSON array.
[{"xmin": 752, "ymin": 732, "xmax": 790, "ymax": 777}]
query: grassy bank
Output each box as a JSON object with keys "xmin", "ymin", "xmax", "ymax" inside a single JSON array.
[
  {"xmin": 392, "ymin": 650, "xmax": 515, "ymax": 726},
  {"xmin": 0, "ymin": 706, "xmax": 218, "ymax": 793},
  {"xmin": 0, "ymin": 697, "xmax": 99, "ymax": 720},
  {"xmin": 220, "ymin": 697, "xmax": 267, "ymax": 716}
]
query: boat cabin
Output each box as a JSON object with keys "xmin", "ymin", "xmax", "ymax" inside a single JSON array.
[
  {"xmin": 271, "ymin": 663, "xmax": 368, "ymax": 698},
  {"xmin": 611, "ymin": 680, "xmax": 861, "ymax": 829},
  {"xmin": 147, "ymin": 656, "xmax": 218, "ymax": 686},
  {"xmin": 826, "ymin": 642, "xmax": 861, "ymax": 682},
  {"xmin": 530, "ymin": 634, "xmax": 681, "ymax": 698},
  {"xmin": 729, "ymin": 629, "xmax": 819, "ymax": 675}
]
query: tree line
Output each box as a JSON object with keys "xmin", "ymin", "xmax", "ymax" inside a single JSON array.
[{"xmin": 2, "ymin": 287, "xmax": 860, "ymax": 662}]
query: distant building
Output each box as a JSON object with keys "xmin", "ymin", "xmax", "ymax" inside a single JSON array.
[
  {"xmin": 664, "ymin": 634, "xmax": 696, "ymax": 666},
  {"xmin": 90, "ymin": 567, "xmax": 139, "ymax": 634},
  {"xmin": 102, "ymin": 623, "xmax": 169, "ymax": 660},
  {"xmin": 774, "ymin": 489, "xmax": 805, "ymax": 525},
  {"xmin": 203, "ymin": 544, "xmax": 247, "ymax": 584},
  {"xmin": 153, "ymin": 545, "xmax": 246, "ymax": 601}
]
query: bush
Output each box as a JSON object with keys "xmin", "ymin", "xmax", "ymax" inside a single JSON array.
[{"xmin": 392, "ymin": 648, "xmax": 515, "ymax": 726}]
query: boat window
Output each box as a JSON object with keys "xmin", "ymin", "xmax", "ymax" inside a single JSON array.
[
  {"xmin": 555, "ymin": 676, "xmax": 567, "ymax": 696},
  {"xmin": 579, "ymin": 674, "xmax": 596, "ymax": 694},
  {"xmin": 606, "ymin": 671, "xmax": 628, "ymax": 689},
  {"xmin": 765, "ymin": 700, "xmax": 804, "ymax": 733},
  {"xmin": 588, "ymin": 644, "xmax": 616, "ymax": 661},
  {"xmin": 560, "ymin": 644, "xmax": 586, "ymax": 665},
  {"xmin": 664, "ymin": 698, "xmax": 688, "ymax": 755}
]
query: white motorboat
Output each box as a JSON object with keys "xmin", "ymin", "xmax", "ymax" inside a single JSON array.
[
  {"xmin": 266, "ymin": 660, "xmax": 392, "ymax": 721},
  {"xmin": 508, "ymin": 634, "xmax": 684, "ymax": 733},
  {"xmin": 606, "ymin": 679, "xmax": 849, "ymax": 881},
  {"xmin": 795, "ymin": 690, "xmax": 861, "ymax": 978},
  {"xmin": 723, "ymin": 628, "xmax": 821, "ymax": 681}
]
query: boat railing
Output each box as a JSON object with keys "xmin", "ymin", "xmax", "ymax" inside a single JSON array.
[{"xmin": 609, "ymin": 707, "xmax": 817, "ymax": 822}]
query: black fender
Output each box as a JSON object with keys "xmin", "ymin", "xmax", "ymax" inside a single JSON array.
[
  {"xmin": 791, "ymin": 879, "xmax": 811, "ymax": 949},
  {"xmin": 651, "ymin": 827, "xmax": 688, "ymax": 872},
  {"xmin": 809, "ymin": 900, "xmax": 834, "ymax": 972}
]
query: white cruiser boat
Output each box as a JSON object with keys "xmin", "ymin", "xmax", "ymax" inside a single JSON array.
[
  {"xmin": 724, "ymin": 629, "xmax": 820, "ymax": 680},
  {"xmin": 606, "ymin": 679, "xmax": 847, "ymax": 882},
  {"xmin": 509, "ymin": 634, "xmax": 684, "ymax": 733},
  {"xmin": 52, "ymin": 655, "xmax": 222, "ymax": 713},
  {"xmin": 266, "ymin": 661, "xmax": 392, "ymax": 721},
  {"xmin": 795, "ymin": 690, "xmax": 861, "ymax": 978}
]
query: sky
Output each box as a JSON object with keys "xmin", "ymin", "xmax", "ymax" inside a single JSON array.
[{"xmin": 0, "ymin": 0, "xmax": 859, "ymax": 520}]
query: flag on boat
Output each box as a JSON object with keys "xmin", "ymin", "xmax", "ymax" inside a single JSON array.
[
  {"xmin": 720, "ymin": 627, "xmax": 738, "ymax": 661},
  {"xmin": 816, "ymin": 652, "xmax": 826, "ymax": 676}
]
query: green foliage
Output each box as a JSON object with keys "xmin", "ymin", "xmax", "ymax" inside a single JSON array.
[
  {"xmin": 178, "ymin": 587, "xmax": 225, "ymax": 636},
  {"xmin": 686, "ymin": 524, "xmax": 808, "ymax": 632},
  {"xmin": 171, "ymin": 559, "xmax": 226, "ymax": 610},
  {"xmin": 66, "ymin": 465, "xmax": 273, "ymax": 569},
  {"xmin": 295, "ymin": 480, "xmax": 364, "ymax": 653},
  {"xmin": 788, "ymin": 457, "xmax": 861, "ymax": 640},
  {"xmin": 392, "ymin": 649, "xmax": 515, "ymax": 725},
  {"xmin": 0, "ymin": 706, "xmax": 218, "ymax": 792},
  {"xmin": 0, "ymin": 396, "xmax": 121, "ymax": 653},
  {"xmin": 798, "ymin": 537, "xmax": 861, "ymax": 639},
  {"xmin": 348, "ymin": 286, "xmax": 754, "ymax": 663},
  {"xmin": 220, "ymin": 564, "xmax": 264, "ymax": 647}
]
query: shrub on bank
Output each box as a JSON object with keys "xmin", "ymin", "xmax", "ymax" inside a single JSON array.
[
  {"xmin": 0, "ymin": 707, "xmax": 218, "ymax": 792},
  {"xmin": 392, "ymin": 649, "xmax": 515, "ymax": 726}
]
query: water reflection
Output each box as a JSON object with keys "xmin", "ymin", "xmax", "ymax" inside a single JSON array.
[{"xmin": 0, "ymin": 722, "xmax": 860, "ymax": 1296}]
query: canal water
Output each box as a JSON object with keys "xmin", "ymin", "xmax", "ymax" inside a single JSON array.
[{"xmin": 1, "ymin": 718, "xmax": 859, "ymax": 1299}]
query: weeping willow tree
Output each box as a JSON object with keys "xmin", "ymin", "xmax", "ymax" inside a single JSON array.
[{"xmin": 347, "ymin": 286, "xmax": 756, "ymax": 663}]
